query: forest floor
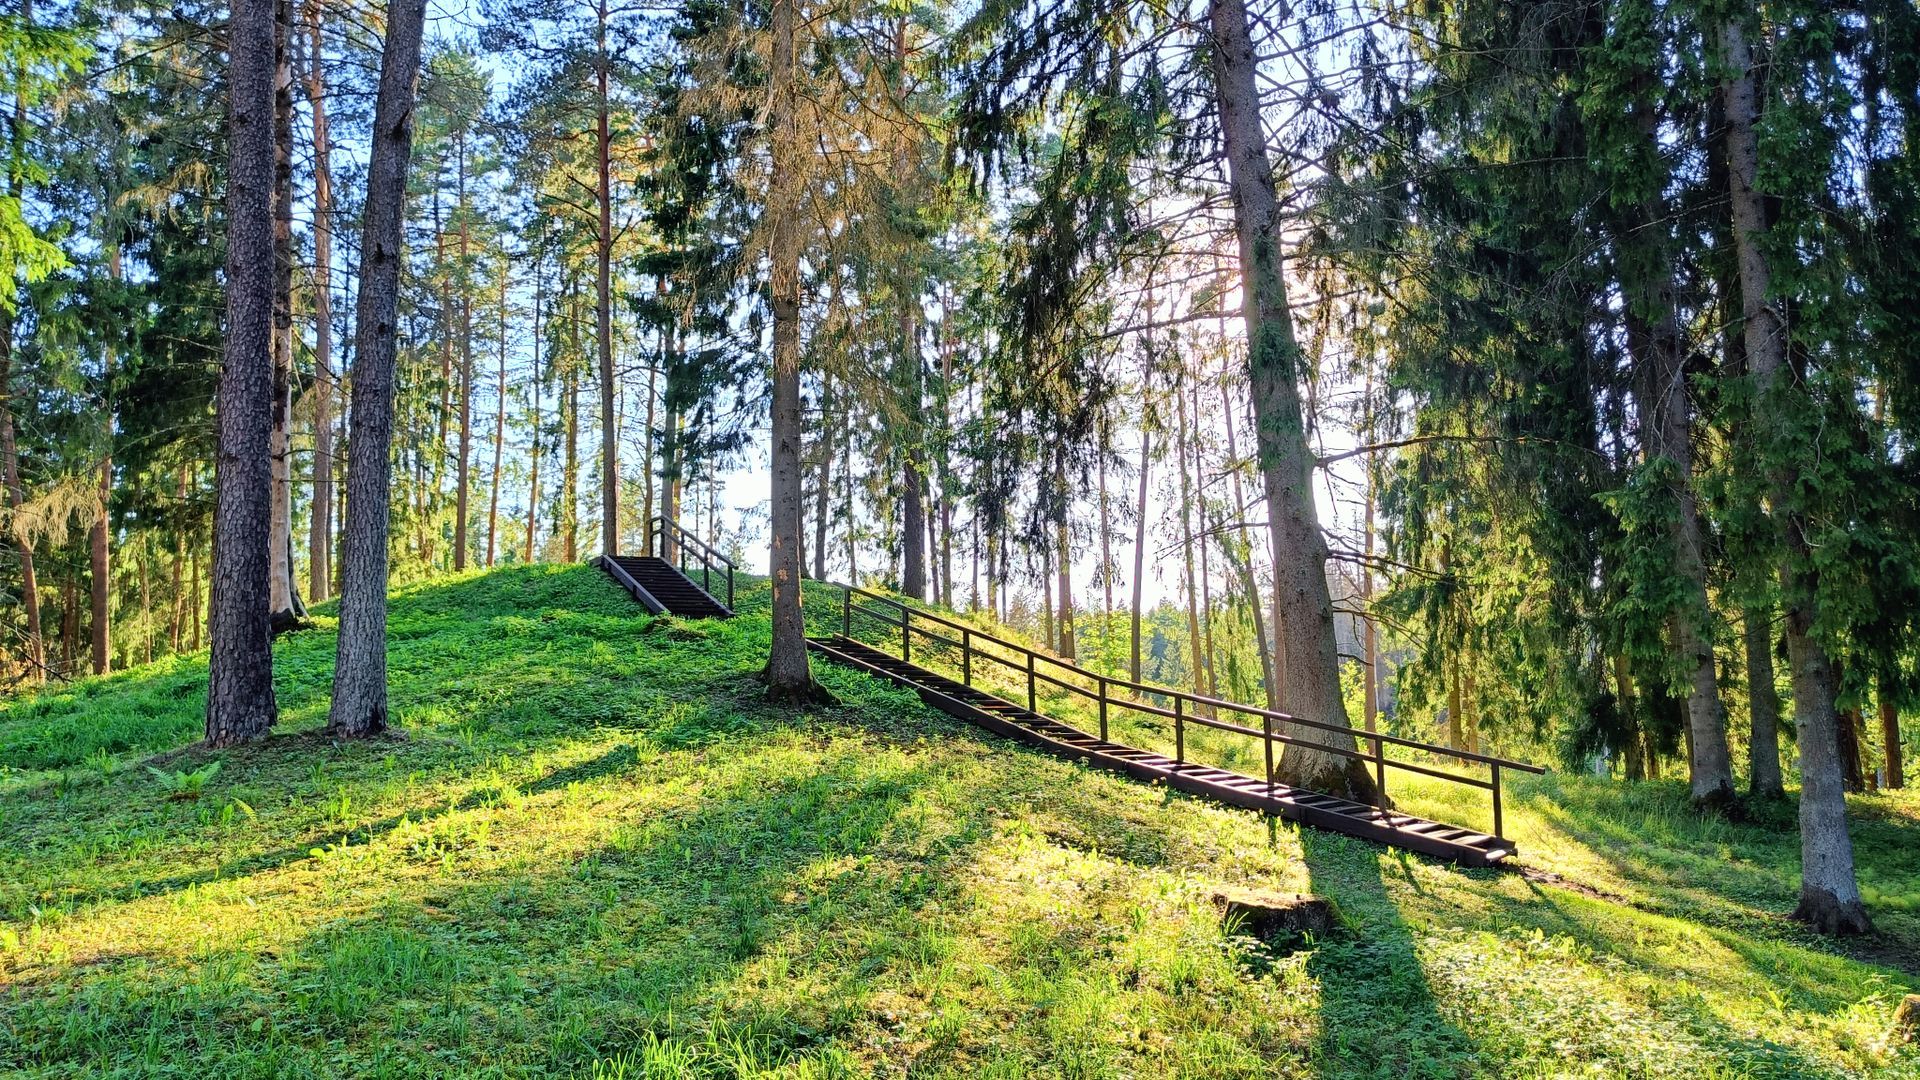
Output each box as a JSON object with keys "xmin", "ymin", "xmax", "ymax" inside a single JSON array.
[{"xmin": 2, "ymin": 563, "xmax": 1918, "ymax": 1079}]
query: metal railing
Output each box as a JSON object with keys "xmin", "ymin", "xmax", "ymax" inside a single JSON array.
[
  {"xmin": 650, "ymin": 516, "xmax": 735, "ymax": 612},
  {"xmin": 835, "ymin": 583, "xmax": 1544, "ymax": 840}
]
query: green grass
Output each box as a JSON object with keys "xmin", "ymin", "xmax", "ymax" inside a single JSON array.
[{"xmin": 1, "ymin": 563, "xmax": 1917, "ymax": 1078}]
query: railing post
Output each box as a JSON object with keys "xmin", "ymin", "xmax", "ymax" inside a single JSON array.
[
  {"xmin": 902, "ymin": 609, "xmax": 912, "ymax": 662},
  {"xmin": 726, "ymin": 569, "xmax": 733, "ymax": 610},
  {"xmin": 1098, "ymin": 677, "xmax": 1108, "ymax": 742},
  {"xmin": 1491, "ymin": 763, "xmax": 1503, "ymax": 840},
  {"xmin": 1375, "ymin": 742, "xmax": 1386, "ymax": 800},
  {"xmin": 1264, "ymin": 713, "xmax": 1274, "ymax": 792},
  {"xmin": 842, "ymin": 588, "xmax": 851, "ymax": 639},
  {"xmin": 1026, "ymin": 652, "xmax": 1036, "ymax": 712},
  {"xmin": 962, "ymin": 629, "xmax": 972, "ymax": 685},
  {"xmin": 1174, "ymin": 696, "xmax": 1184, "ymax": 766}
]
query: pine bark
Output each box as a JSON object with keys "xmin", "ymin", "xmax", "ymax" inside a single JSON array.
[
  {"xmin": 1208, "ymin": 0, "xmax": 1373, "ymax": 801},
  {"xmin": 206, "ymin": 0, "xmax": 281, "ymax": 745},
  {"xmin": 762, "ymin": 0, "xmax": 818, "ymax": 701},
  {"xmin": 1721, "ymin": 13, "xmax": 1868, "ymax": 934},
  {"xmin": 327, "ymin": 0, "xmax": 428, "ymax": 738}
]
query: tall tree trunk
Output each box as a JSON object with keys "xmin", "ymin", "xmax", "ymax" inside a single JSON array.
[
  {"xmin": 453, "ymin": 131, "xmax": 473, "ymax": 571},
  {"xmin": 1130, "ymin": 415, "xmax": 1150, "ymax": 684},
  {"xmin": 304, "ymin": 0, "xmax": 333, "ymax": 602},
  {"xmin": 487, "ymin": 268, "xmax": 506, "ymax": 566},
  {"xmin": 1882, "ymin": 672, "xmax": 1904, "ymax": 790},
  {"xmin": 0, "ymin": 327, "xmax": 42, "ymax": 682},
  {"xmin": 1054, "ymin": 457, "xmax": 1075, "ymax": 659},
  {"xmin": 563, "ymin": 340, "xmax": 579, "ymax": 562},
  {"xmin": 91, "ymin": 244, "xmax": 120, "ymax": 676},
  {"xmin": 525, "ymin": 262, "xmax": 543, "ymax": 563},
  {"xmin": 1618, "ymin": 75, "xmax": 1735, "ymax": 804},
  {"xmin": 268, "ymin": 0, "xmax": 299, "ymax": 626},
  {"xmin": 902, "ymin": 455, "xmax": 926, "ymax": 600},
  {"xmin": 813, "ymin": 377, "xmax": 833, "ymax": 580},
  {"xmin": 1360, "ymin": 394, "xmax": 1379, "ymax": 737},
  {"xmin": 0, "ymin": 0, "xmax": 41, "ymax": 682},
  {"xmin": 169, "ymin": 467, "xmax": 186, "ymax": 652},
  {"xmin": 1174, "ymin": 365, "xmax": 1208, "ymax": 702},
  {"xmin": 1744, "ymin": 604, "xmax": 1786, "ymax": 798},
  {"xmin": 762, "ymin": 0, "xmax": 817, "ymax": 701},
  {"xmin": 595, "ymin": 0, "xmax": 618, "ymax": 558},
  {"xmin": 1208, "ymin": 0, "xmax": 1372, "ymax": 801},
  {"xmin": 1221, "ymin": 361, "xmax": 1277, "ymax": 711},
  {"xmin": 206, "ymin": 0, "xmax": 281, "ymax": 745},
  {"xmin": 1098, "ymin": 412, "xmax": 1114, "ymax": 671},
  {"xmin": 1721, "ymin": 12, "xmax": 1867, "ymax": 934},
  {"xmin": 189, "ymin": 535, "xmax": 201, "ymax": 652},
  {"xmin": 90, "ymin": 446, "xmax": 109, "ymax": 675},
  {"xmin": 327, "ymin": 0, "xmax": 427, "ymax": 737}
]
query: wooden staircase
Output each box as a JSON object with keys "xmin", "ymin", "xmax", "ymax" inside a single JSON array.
[
  {"xmin": 593, "ymin": 517, "xmax": 737, "ymax": 619},
  {"xmin": 593, "ymin": 555, "xmax": 732, "ymax": 619},
  {"xmin": 808, "ymin": 589, "xmax": 1543, "ymax": 867}
]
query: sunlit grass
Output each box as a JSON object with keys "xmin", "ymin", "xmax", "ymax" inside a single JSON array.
[{"xmin": 1, "ymin": 564, "xmax": 1916, "ymax": 1077}]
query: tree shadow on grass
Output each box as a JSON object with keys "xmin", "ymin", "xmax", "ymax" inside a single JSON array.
[
  {"xmin": 1299, "ymin": 830, "xmax": 1480, "ymax": 1080},
  {"xmin": 5, "ymin": 744, "xmax": 968, "ymax": 1076}
]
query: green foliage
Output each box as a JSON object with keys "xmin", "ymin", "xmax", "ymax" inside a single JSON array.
[{"xmin": 144, "ymin": 760, "xmax": 219, "ymax": 801}]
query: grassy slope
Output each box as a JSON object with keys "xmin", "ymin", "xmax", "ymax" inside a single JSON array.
[{"xmin": 0, "ymin": 563, "xmax": 1914, "ymax": 1079}]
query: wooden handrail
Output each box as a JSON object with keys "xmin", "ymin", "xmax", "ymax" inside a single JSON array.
[
  {"xmin": 838, "ymin": 583, "xmax": 1545, "ymax": 839},
  {"xmin": 651, "ymin": 516, "xmax": 735, "ymax": 611}
]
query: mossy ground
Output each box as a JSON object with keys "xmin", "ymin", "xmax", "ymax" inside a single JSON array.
[{"xmin": 2, "ymin": 564, "xmax": 1916, "ymax": 1078}]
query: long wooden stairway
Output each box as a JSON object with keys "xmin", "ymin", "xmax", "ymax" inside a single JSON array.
[
  {"xmin": 593, "ymin": 517, "xmax": 735, "ymax": 619},
  {"xmin": 809, "ymin": 586, "xmax": 1545, "ymax": 868}
]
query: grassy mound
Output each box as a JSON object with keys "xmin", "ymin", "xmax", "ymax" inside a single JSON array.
[{"xmin": 2, "ymin": 564, "xmax": 1916, "ymax": 1078}]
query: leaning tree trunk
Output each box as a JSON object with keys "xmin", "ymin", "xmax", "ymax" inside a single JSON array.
[
  {"xmin": 1721, "ymin": 11, "xmax": 1868, "ymax": 934},
  {"xmin": 304, "ymin": 0, "xmax": 333, "ymax": 602},
  {"xmin": 1618, "ymin": 66, "xmax": 1736, "ymax": 805},
  {"xmin": 206, "ymin": 0, "xmax": 281, "ymax": 746},
  {"xmin": 326, "ymin": 0, "xmax": 428, "ymax": 738},
  {"xmin": 1207, "ymin": 0, "xmax": 1374, "ymax": 802}
]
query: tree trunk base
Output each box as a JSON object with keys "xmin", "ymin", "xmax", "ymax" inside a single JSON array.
[
  {"xmin": 759, "ymin": 665, "xmax": 839, "ymax": 708},
  {"xmin": 1277, "ymin": 755, "xmax": 1386, "ymax": 808},
  {"xmin": 325, "ymin": 706, "xmax": 397, "ymax": 741},
  {"xmin": 1691, "ymin": 784, "xmax": 1738, "ymax": 816},
  {"xmin": 202, "ymin": 717, "xmax": 275, "ymax": 751},
  {"xmin": 1790, "ymin": 889, "xmax": 1873, "ymax": 936},
  {"xmin": 269, "ymin": 609, "xmax": 312, "ymax": 637}
]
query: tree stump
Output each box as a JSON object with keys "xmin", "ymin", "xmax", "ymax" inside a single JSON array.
[
  {"xmin": 1894, "ymin": 995, "xmax": 1920, "ymax": 1046},
  {"xmin": 1211, "ymin": 887, "xmax": 1341, "ymax": 949}
]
